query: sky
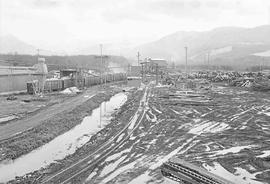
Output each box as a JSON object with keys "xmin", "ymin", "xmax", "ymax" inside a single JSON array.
[{"xmin": 0, "ymin": 0, "xmax": 270, "ymax": 53}]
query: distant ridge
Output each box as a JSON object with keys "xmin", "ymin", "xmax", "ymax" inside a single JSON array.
[
  {"xmin": 130, "ymin": 25, "xmax": 270, "ymax": 68},
  {"xmin": 0, "ymin": 35, "xmax": 37, "ymax": 55},
  {"xmin": 0, "ymin": 35, "xmax": 64, "ymax": 56}
]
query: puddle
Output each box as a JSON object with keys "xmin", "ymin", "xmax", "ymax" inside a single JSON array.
[
  {"xmin": 116, "ymin": 133, "xmax": 125, "ymax": 143},
  {"xmin": 0, "ymin": 93, "xmax": 127, "ymax": 183},
  {"xmin": 188, "ymin": 121, "xmax": 229, "ymax": 135},
  {"xmin": 204, "ymin": 143, "xmax": 212, "ymax": 151},
  {"xmin": 209, "ymin": 122, "xmax": 229, "ymax": 133},
  {"xmin": 100, "ymin": 161, "xmax": 137, "ymax": 183},
  {"xmin": 148, "ymin": 137, "xmax": 197, "ymax": 171},
  {"xmin": 85, "ymin": 168, "xmax": 98, "ymax": 182},
  {"xmin": 213, "ymin": 145, "xmax": 253, "ymax": 155},
  {"xmin": 257, "ymin": 150, "xmax": 270, "ymax": 158},
  {"xmin": 0, "ymin": 115, "xmax": 18, "ymax": 124},
  {"xmin": 128, "ymin": 172, "xmax": 152, "ymax": 184},
  {"xmin": 203, "ymin": 162, "xmax": 263, "ymax": 184},
  {"xmin": 263, "ymin": 112, "xmax": 270, "ymax": 116},
  {"xmin": 152, "ymin": 106, "xmax": 162, "ymax": 114},
  {"xmin": 147, "ymin": 109, "xmax": 157, "ymax": 122},
  {"xmin": 170, "ymin": 108, "xmax": 180, "ymax": 115},
  {"xmin": 105, "ymin": 148, "xmax": 132, "ymax": 162},
  {"xmin": 99, "ymin": 155, "xmax": 149, "ymax": 183},
  {"xmin": 188, "ymin": 121, "xmax": 214, "ymax": 135},
  {"xmin": 100, "ymin": 155, "xmax": 127, "ymax": 177}
]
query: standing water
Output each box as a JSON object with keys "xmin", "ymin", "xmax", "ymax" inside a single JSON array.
[{"xmin": 0, "ymin": 92, "xmax": 127, "ymax": 183}]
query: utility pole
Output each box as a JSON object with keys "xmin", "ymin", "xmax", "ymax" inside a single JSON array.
[
  {"xmin": 260, "ymin": 59, "xmax": 262, "ymax": 72},
  {"xmin": 185, "ymin": 46, "xmax": 188, "ymax": 79},
  {"xmin": 99, "ymin": 103, "xmax": 102, "ymax": 128},
  {"xmin": 37, "ymin": 49, "xmax": 40, "ymax": 57},
  {"xmin": 141, "ymin": 63, "xmax": 144, "ymax": 83},
  {"xmin": 36, "ymin": 48, "xmax": 44, "ymax": 94},
  {"xmin": 155, "ymin": 63, "xmax": 158, "ymax": 85},
  {"xmin": 207, "ymin": 51, "xmax": 210, "ymax": 71},
  {"xmin": 204, "ymin": 53, "xmax": 207, "ymax": 70},
  {"xmin": 137, "ymin": 52, "xmax": 141, "ymax": 66},
  {"xmin": 100, "ymin": 44, "xmax": 103, "ymax": 85}
]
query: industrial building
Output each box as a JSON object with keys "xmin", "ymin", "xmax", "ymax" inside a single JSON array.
[{"xmin": 0, "ymin": 58, "xmax": 48, "ymax": 94}]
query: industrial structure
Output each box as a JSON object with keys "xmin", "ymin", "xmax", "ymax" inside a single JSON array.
[
  {"xmin": 138, "ymin": 57, "xmax": 168, "ymax": 84},
  {"xmin": 0, "ymin": 56, "xmax": 128, "ymax": 95},
  {"xmin": 0, "ymin": 58, "xmax": 48, "ymax": 94},
  {"xmin": 145, "ymin": 58, "xmax": 168, "ymax": 68}
]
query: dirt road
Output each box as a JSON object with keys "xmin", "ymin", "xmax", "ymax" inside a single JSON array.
[{"xmin": 0, "ymin": 86, "xmax": 105, "ymax": 141}]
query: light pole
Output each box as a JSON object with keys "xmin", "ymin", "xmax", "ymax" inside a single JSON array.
[
  {"xmin": 137, "ymin": 52, "xmax": 140, "ymax": 66},
  {"xmin": 155, "ymin": 63, "xmax": 158, "ymax": 85},
  {"xmin": 208, "ymin": 51, "xmax": 210, "ymax": 72},
  {"xmin": 99, "ymin": 103, "xmax": 102, "ymax": 128},
  {"xmin": 100, "ymin": 44, "xmax": 103, "ymax": 85},
  {"xmin": 185, "ymin": 46, "xmax": 188, "ymax": 79}
]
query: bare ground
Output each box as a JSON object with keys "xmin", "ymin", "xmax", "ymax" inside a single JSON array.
[
  {"xmin": 3, "ymin": 81, "xmax": 270, "ymax": 184},
  {"xmin": 7, "ymin": 87, "xmax": 143, "ymax": 183}
]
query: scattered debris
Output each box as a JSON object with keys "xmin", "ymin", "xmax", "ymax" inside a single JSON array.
[
  {"xmin": 230, "ymin": 77, "xmax": 254, "ymax": 87},
  {"xmin": 252, "ymin": 80, "xmax": 270, "ymax": 92},
  {"xmin": 22, "ymin": 99, "xmax": 31, "ymax": 103},
  {"xmin": 0, "ymin": 115, "xmax": 18, "ymax": 124},
  {"xmin": 60, "ymin": 87, "xmax": 81, "ymax": 94},
  {"xmin": 6, "ymin": 96, "xmax": 17, "ymax": 101}
]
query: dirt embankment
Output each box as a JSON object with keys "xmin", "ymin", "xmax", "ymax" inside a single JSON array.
[
  {"xmin": 8, "ymin": 88, "xmax": 143, "ymax": 184},
  {"xmin": 0, "ymin": 93, "xmax": 71, "ymax": 125},
  {"xmin": 0, "ymin": 89, "xmax": 121, "ymax": 162}
]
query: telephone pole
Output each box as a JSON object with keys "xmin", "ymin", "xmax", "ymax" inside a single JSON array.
[
  {"xmin": 37, "ymin": 49, "xmax": 40, "ymax": 64},
  {"xmin": 99, "ymin": 103, "xmax": 102, "ymax": 128},
  {"xmin": 155, "ymin": 63, "xmax": 158, "ymax": 85},
  {"xmin": 185, "ymin": 46, "xmax": 188, "ymax": 79},
  {"xmin": 204, "ymin": 53, "xmax": 207, "ymax": 69},
  {"xmin": 141, "ymin": 62, "xmax": 144, "ymax": 82},
  {"xmin": 137, "ymin": 52, "xmax": 141, "ymax": 66},
  {"xmin": 100, "ymin": 44, "xmax": 103, "ymax": 85},
  {"xmin": 260, "ymin": 59, "xmax": 263, "ymax": 72},
  {"xmin": 207, "ymin": 51, "xmax": 210, "ymax": 71}
]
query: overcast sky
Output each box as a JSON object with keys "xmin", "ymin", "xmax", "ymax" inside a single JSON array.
[{"xmin": 0, "ymin": 0, "xmax": 270, "ymax": 52}]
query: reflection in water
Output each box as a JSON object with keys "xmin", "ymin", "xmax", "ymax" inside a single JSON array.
[{"xmin": 0, "ymin": 93, "xmax": 127, "ymax": 183}]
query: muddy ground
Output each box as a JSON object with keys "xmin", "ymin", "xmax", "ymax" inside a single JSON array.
[
  {"xmin": 0, "ymin": 93, "xmax": 70, "ymax": 125},
  {"xmin": 0, "ymin": 86, "xmax": 125, "ymax": 162},
  {"xmin": 2, "ymin": 80, "xmax": 270, "ymax": 184},
  {"xmin": 0, "ymin": 83, "xmax": 129, "ymax": 141},
  {"xmin": 6, "ymin": 87, "xmax": 143, "ymax": 183},
  {"xmin": 81, "ymin": 83, "xmax": 270, "ymax": 184}
]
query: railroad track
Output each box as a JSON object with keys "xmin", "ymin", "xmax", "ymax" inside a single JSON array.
[{"xmin": 41, "ymin": 86, "xmax": 151, "ymax": 184}]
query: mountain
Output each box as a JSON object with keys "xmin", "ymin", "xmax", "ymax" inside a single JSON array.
[
  {"xmin": 131, "ymin": 25, "xmax": 270, "ymax": 68},
  {"xmin": 0, "ymin": 35, "xmax": 37, "ymax": 55},
  {"xmin": 0, "ymin": 54, "xmax": 129, "ymax": 70},
  {"xmin": 0, "ymin": 35, "xmax": 62, "ymax": 56},
  {"xmin": 0, "ymin": 35, "xmax": 129, "ymax": 69}
]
